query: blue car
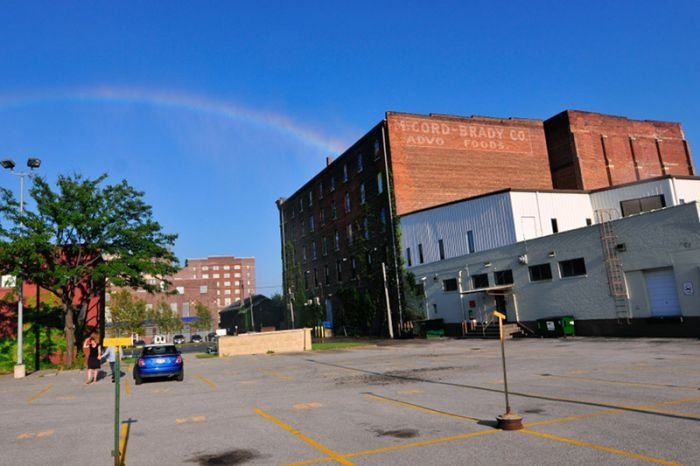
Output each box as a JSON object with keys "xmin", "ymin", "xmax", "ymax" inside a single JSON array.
[{"xmin": 133, "ymin": 344, "xmax": 184, "ymax": 385}]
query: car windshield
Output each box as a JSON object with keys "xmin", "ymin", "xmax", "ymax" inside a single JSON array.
[{"xmin": 143, "ymin": 345, "xmax": 178, "ymax": 356}]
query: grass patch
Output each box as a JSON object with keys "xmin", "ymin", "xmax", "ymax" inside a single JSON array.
[
  {"xmin": 195, "ymin": 353, "xmax": 218, "ymax": 359},
  {"xmin": 312, "ymin": 341, "xmax": 374, "ymax": 351}
]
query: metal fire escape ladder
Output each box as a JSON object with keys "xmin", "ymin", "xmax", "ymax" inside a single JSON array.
[{"xmin": 596, "ymin": 209, "xmax": 631, "ymax": 323}]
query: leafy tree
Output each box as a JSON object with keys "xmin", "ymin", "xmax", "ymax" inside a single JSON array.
[
  {"xmin": 151, "ymin": 300, "xmax": 182, "ymax": 339},
  {"xmin": 107, "ymin": 289, "xmax": 148, "ymax": 337},
  {"xmin": 194, "ymin": 301, "xmax": 212, "ymax": 332},
  {"xmin": 0, "ymin": 173, "xmax": 179, "ymax": 364}
]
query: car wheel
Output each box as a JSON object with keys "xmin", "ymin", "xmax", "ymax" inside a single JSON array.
[
  {"xmin": 177, "ymin": 370, "xmax": 184, "ymax": 382},
  {"xmin": 134, "ymin": 372, "xmax": 143, "ymax": 385}
]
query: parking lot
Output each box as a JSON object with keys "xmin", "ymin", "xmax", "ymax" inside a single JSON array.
[{"xmin": 1, "ymin": 337, "xmax": 699, "ymax": 465}]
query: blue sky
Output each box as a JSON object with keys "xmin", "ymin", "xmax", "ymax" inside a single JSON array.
[{"xmin": 1, "ymin": 1, "xmax": 698, "ymax": 295}]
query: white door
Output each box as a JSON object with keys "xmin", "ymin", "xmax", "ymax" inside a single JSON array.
[{"xmin": 645, "ymin": 268, "xmax": 681, "ymax": 317}]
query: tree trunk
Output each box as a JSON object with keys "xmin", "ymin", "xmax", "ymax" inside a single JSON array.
[{"xmin": 64, "ymin": 304, "xmax": 75, "ymax": 365}]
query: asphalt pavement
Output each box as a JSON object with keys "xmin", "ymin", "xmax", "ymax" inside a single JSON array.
[{"xmin": 1, "ymin": 337, "xmax": 698, "ymax": 465}]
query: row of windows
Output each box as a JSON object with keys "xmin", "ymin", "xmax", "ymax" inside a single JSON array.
[
  {"xmin": 290, "ymin": 155, "xmax": 385, "ymax": 220},
  {"xmin": 303, "ymin": 250, "xmax": 385, "ymax": 289},
  {"xmin": 194, "ymin": 264, "xmax": 241, "ymax": 271},
  {"xmin": 300, "ymin": 214, "xmax": 387, "ymax": 263},
  {"xmin": 406, "ymin": 231, "xmax": 476, "ymax": 266},
  {"xmin": 437, "ymin": 258, "xmax": 587, "ymax": 292}
]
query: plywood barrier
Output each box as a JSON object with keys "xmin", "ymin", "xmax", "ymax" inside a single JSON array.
[{"xmin": 218, "ymin": 328, "xmax": 312, "ymax": 357}]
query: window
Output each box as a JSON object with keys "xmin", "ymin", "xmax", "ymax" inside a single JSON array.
[
  {"xmin": 224, "ymin": 273, "xmax": 230, "ymax": 278},
  {"xmin": 406, "ymin": 247, "xmax": 412, "ymax": 267},
  {"xmin": 324, "ymin": 265, "xmax": 330, "ymax": 285},
  {"xmin": 443, "ymin": 278, "xmax": 458, "ymax": 292},
  {"xmin": 299, "ymin": 197, "xmax": 303, "ymax": 213},
  {"xmin": 351, "ymin": 257, "xmax": 357, "ymax": 279},
  {"xmin": 202, "ymin": 266, "xmax": 209, "ymax": 271},
  {"xmin": 336, "ymin": 259, "xmax": 342, "ymax": 281},
  {"xmin": 182, "ymin": 302, "xmax": 190, "ymax": 317},
  {"xmin": 379, "ymin": 207, "xmax": 387, "ymax": 227},
  {"xmin": 377, "ymin": 173, "xmax": 384, "ymax": 194},
  {"xmin": 494, "ymin": 269, "xmax": 514, "ymax": 285},
  {"xmin": 418, "ymin": 243, "xmax": 424, "ymax": 264},
  {"xmin": 224, "ymin": 281, "xmax": 231, "ymax": 286},
  {"xmin": 322, "ymin": 237, "xmax": 328, "ymax": 256},
  {"xmin": 224, "ymin": 289, "xmax": 231, "ymax": 295},
  {"xmin": 314, "ymin": 268, "xmax": 319, "ymax": 287},
  {"xmin": 344, "ymin": 192, "xmax": 351, "ymax": 213},
  {"xmin": 212, "ymin": 265, "xmax": 219, "ymax": 270},
  {"xmin": 466, "ymin": 231, "xmax": 475, "ymax": 254},
  {"xmin": 312, "ymin": 241, "xmax": 317, "ymax": 260},
  {"xmin": 176, "ymin": 286, "xmax": 184, "ymax": 294},
  {"xmin": 438, "ymin": 239, "xmax": 445, "ymax": 260},
  {"xmin": 224, "ymin": 298, "xmax": 231, "ymax": 306},
  {"xmin": 320, "ymin": 209, "xmax": 325, "ymax": 226},
  {"xmin": 373, "ymin": 139, "xmax": 381, "ymax": 159},
  {"xmin": 343, "ymin": 163, "xmax": 348, "ymax": 182},
  {"xmin": 309, "ymin": 215, "xmax": 315, "ymax": 232},
  {"xmin": 331, "ymin": 201, "xmax": 337, "ymax": 219},
  {"xmin": 620, "ymin": 194, "xmax": 665, "ymax": 217},
  {"xmin": 200, "ymin": 285, "xmax": 208, "ymax": 294},
  {"xmin": 363, "ymin": 217, "xmax": 369, "ymax": 240},
  {"xmin": 213, "ymin": 273, "xmax": 220, "ymax": 278},
  {"xmin": 529, "ymin": 263, "xmax": 553, "ymax": 282},
  {"xmin": 330, "ymin": 176, "xmax": 335, "ymax": 192},
  {"xmin": 308, "ymin": 191, "xmax": 313, "ymax": 206},
  {"xmin": 357, "ymin": 153, "xmax": 364, "ymax": 172},
  {"xmin": 202, "ymin": 274, "xmax": 209, "ymax": 279},
  {"xmin": 347, "ymin": 224, "xmax": 353, "ymax": 245},
  {"xmin": 319, "ymin": 181, "xmax": 324, "ymax": 199},
  {"xmin": 223, "ymin": 265, "xmax": 230, "ymax": 270},
  {"xmin": 360, "ymin": 183, "xmax": 366, "ymax": 204},
  {"xmin": 334, "ymin": 231, "xmax": 340, "ymax": 251},
  {"xmin": 585, "ymin": 218, "xmax": 592, "ymax": 226},
  {"xmin": 302, "ymin": 246, "xmax": 307, "ymax": 262},
  {"xmin": 472, "ymin": 273, "xmax": 489, "ymax": 289},
  {"xmin": 559, "ymin": 258, "xmax": 587, "ymax": 278},
  {"xmin": 551, "ymin": 218, "xmax": 559, "ymax": 233}
]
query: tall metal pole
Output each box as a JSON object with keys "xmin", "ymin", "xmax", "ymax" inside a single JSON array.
[
  {"xmin": 382, "ymin": 262, "xmax": 394, "ymax": 339},
  {"xmin": 15, "ymin": 174, "xmax": 26, "ymax": 378}
]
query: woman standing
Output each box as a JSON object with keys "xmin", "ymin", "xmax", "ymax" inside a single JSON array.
[{"xmin": 84, "ymin": 337, "xmax": 102, "ymax": 384}]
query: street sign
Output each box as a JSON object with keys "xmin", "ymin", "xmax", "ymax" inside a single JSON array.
[{"xmin": 103, "ymin": 337, "xmax": 133, "ymax": 347}]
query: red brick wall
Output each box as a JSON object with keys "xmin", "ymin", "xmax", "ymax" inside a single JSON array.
[
  {"xmin": 386, "ymin": 112, "xmax": 553, "ymax": 215},
  {"xmin": 545, "ymin": 110, "xmax": 695, "ymax": 190}
]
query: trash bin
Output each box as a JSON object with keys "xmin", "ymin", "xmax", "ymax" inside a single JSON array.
[
  {"xmin": 536, "ymin": 317, "xmax": 563, "ymax": 337},
  {"xmin": 416, "ymin": 319, "xmax": 444, "ymax": 338},
  {"xmin": 560, "ymin": 316, "xmax": 575, "ymax": 336},
  {"xmin": 537, "ymin": 316, "xmax": 575, "ymax": 337}
]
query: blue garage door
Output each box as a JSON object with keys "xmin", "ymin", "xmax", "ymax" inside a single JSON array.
[{"xmin": 645, "ymin": 268, "xmax": 681, "ymax": 317}]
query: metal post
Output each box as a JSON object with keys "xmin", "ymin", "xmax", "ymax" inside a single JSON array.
[
  {"xmin": 494, "ymin": 310, "xmax": 523, "ymax": 430},
  {"xmin": 113, "ymin": 346, "xmax": 121, "ymax": 466},
  {"xmin": 382, "ymin": 263, "xmax": 394, "ymax": 339},
  {"xmin": 15, "ymin": 174, "xmax": 26, "ymax": 378}
]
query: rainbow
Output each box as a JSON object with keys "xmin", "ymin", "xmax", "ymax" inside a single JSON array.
[{"xmin": 0, "ymin": 86, "xmax": 347, "ymax": 154}]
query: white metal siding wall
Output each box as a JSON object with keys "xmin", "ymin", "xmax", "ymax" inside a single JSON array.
[
  {"xmin": 672, "ymin": 179, "xmax": 700, "ymax": 204},
  {"xmin": 511, "ymin": 192, "xmax": 593, "ymax": 239},
  {"xmin": 590, "ymin": 179, "xmax": 675, "ymax": 215},
  {"xmin": 400, "ymin": 193, "xmax": 517, "ymax": 267}
]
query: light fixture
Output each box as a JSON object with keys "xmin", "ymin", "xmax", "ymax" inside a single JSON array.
[
  {"xmin": 1, "ymin": 159, "xmax": 16, "ymax": 170},
  {"xmin": 484, "ymin": 261, "xmax": 492, "ymax": 267},
  {"xmin": 548, "ymin": 251, "xmax": 556, "ymax": 257},
  {"xmin": 27, "ymin": 158, "xmax": 41, "ymax": 169}
]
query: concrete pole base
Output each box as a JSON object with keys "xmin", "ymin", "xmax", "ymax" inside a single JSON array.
[
  {"xmin": 497, "ymin": 412, "xmax": 524, "ymax": 431},
  {"xmin": 14, "ymin": 364, "xmax": 26, "ymax": 379}
]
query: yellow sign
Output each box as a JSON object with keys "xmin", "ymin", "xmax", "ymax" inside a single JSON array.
[
  {"xmin": 493, "ymin": 311, "xmax": 506, "ymax": 320},
  {"xmin": 103, "ymin": 337, "xmax": 133, "ymax": 347}
]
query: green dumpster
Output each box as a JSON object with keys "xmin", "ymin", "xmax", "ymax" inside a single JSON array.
[
  {"xmin": 537, "ymin": 316, "xmax": 575, "ymax": 337},
  {"xmin": 560, "ymin": 316, "xmax": 575, "ymax": 336}
]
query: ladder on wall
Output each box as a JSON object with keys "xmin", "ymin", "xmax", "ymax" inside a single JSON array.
[{"xmin": 596, "ymin": 209, "xmax": 632, "ymax": 323}]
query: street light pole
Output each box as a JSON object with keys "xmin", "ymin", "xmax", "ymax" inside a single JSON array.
[{"xmin": 2, "ymin": 158, "xmax": 41, "ymax": 379}]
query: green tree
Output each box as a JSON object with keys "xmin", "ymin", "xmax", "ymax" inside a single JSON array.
[
  {"xmin": 194, "ymin": 301, "xmax": 212, "ymax": 332},
  {"xmin": 151, "ymin": 300, "xmax": 182, "ymax": 339},
  {"xmin": 108, "ymin": 289, "xmax": 148, "ymax": 337},
  {"xmin": 0, "ymin": 173, "xmax": 179, "ymax": 364}
]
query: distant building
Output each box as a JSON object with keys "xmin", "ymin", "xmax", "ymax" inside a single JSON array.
[
  {"xmin": 110, "ymin": 255, "xmax": 255, "ymax": 339},
  {"xmin": 277, "ymin": 110, "xmax": 695, "ymax": 336}
]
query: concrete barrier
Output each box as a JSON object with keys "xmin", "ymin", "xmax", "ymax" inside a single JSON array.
[{"xmin": 218, "ymin": 328, "xmax": 312, "ymax": 357}]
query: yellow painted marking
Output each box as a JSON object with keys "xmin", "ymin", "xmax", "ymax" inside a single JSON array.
[
  {"xmin": 176, "ymin": 418, "xmax": 188, "ymax": 424},
  {"xmin": 17, "ymin": 431, "xmax": 53, "ymax": 440},
  {"xmin": 36, "ymin": 431, "xmax": 54, "ymax": 438},
  {"xmin": 520, "ymin": 429, "xmax": 682, "ymax": 466},
  {"xmin": 27, "ymin": 384, "xmax": 53, "ymax": 404},
  {"xmin": 124, "ymin": 378, "xmax": 132, "ymax": 396},
  {"xmin": 525, "ymin": 408, "xmax": 622, "ymax": 427},
  {"xmin": 17, "ymin": 433, "xmax": 34, "ymax": 439},
  {"xmin": 104, "ymin": 337, "xmax": 133, "ymax": 347},
  {"xmin": 294, "ymin": 402, "xmax": 322, "ymax": 410},
  {"xmin": 539, "ymin": 373, "xmax": 698, "ymax": 390},
  {"xmin": 260, "ymin": 369, "xmax": 294, "ymax": 381},
  {"xmin": 256, "ymin": 408, "xmax": 354, "ymax": 466},
  {"xmin": 119, "ymin": 423, "xmax": 129, "ymax": 464},
  {"xmin": 177, "ymin": 415, "xmax": 208, "ymax": 424},
  {"xmin": 195, "ymin": 374, "xmax": 217, "ymax": 389},
  {"xmin": 192, "ymin": 416, "xmax": 207, "ymax": 422},
  {"xmin": 287, "ymin": 429, "xmax": 499, "ymax": 465},
  {"xmin": 366, "ymin": 393, "xmax": 480, "ymax": 422},
  {"xmin": 397, "ymin": 389, "xmax": 424, "ymax": 395}
]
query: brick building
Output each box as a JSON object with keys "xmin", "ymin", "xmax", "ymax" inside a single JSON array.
[
  {"xmin": 277, "ymin": 110, "xmax": 695, "ymax": 336},
  {"xmin": 116, "ymin": 255, "xmax": 255, "ymax": 338}
]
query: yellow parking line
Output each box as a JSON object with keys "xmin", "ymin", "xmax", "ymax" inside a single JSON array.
[
  {"xmin": 365, "ymin": 393, "xmax": 481, "ymax": 422},
  {"xmin": 520, "ymin": 429, "xmax": 682, "ymax": 466},
  {"xmin": 539, "ymin": 373, "xmax": 698, "ymax": 390},
  {"xmin": 27, "ymin": 384, "xmax": 53, "ymax": 404},
  {"xmin": 256, "ymin": 408, "xmax": 354, "ymax": 466},
  {"xmin": 260, "ymin": 369, "xmax": 294, "ymax": 381},
  {"xmin": 119, "ymin": 422, "xmax": 129, "ymax": 465},
  {"xmin": 195, "ymin": 374, "xmax": 217, "ymax": 389}
]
